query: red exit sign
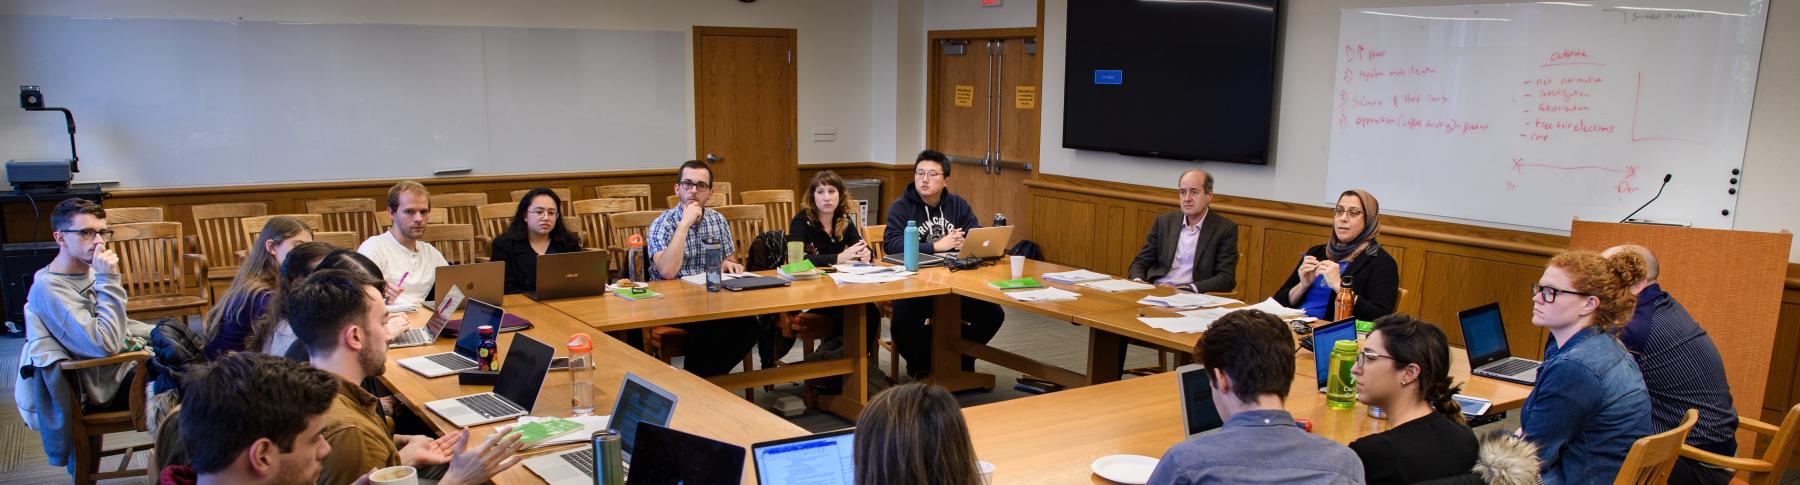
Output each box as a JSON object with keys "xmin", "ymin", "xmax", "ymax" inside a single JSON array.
[{"xmin": 981, "ymin": 0, "xmax": 1004, "ymax": 6}]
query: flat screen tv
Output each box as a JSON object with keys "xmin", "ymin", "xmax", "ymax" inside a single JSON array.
[{"xmin": 1062, "ymin": 0, "xmax": 1280, "ymax": 164}]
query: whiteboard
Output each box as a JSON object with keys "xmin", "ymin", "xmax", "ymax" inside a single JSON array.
[
  {"xmin": 1325, "ymin": 1, "xmax": 1768, "ymax": 231},
  {"xmin": 0, "ymin": 16, "xmax": 688, "ymax": 188}
]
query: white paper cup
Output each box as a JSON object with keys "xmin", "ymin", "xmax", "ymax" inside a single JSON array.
[
  {"xmin": 369, "ymin": 465, "xmax": 419, "ymax": 485},
  {"xmin": 979, "ymin": 460, "xmax": 996, "ymax": 485},
  {"xmin": 1009, "ymin": 255, "xmax": 1025, "ymax": 279}
]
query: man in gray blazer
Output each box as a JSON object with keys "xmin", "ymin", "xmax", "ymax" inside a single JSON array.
[{"xmin": 1129, "ymin": 168, "xmax": 1238, "ymax": 293}]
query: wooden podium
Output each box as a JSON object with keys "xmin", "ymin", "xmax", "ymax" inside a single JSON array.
[{"xmin": 1569, "ymin": 221, "xmax": 1792, "ymax": 453}]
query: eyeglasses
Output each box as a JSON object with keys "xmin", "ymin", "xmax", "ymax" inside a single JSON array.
[
  {"xmin": 1531, "ymin": 283, "xmax": 1591, "ymax": 303},
  {"xmin": 1355, "ymin": 350, "xmax": 1395, "ymax": 367},
  {"xmin": 915, "ymin": 170, "xmax": 944, "ymax": 179},
  {"xmin": 676, "ymin": 179, "xmax": 713, "ymax": 191},
  {"xmin": 59, "ymin": 228, "xmax": 114, "ymax": 240},
  {"xmin": 527, "ymin": 208, "xmax": 560, "ymax": 218},
  {"xmin": 1331, "ymin": 207, "xmax": 1365, "ymax": 218}
]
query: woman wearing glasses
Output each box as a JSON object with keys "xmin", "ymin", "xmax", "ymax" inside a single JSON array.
[
  {"xmin": 1519, "ymin": 250, "xmax": 1652, "ymax": 483},
  {"xmin": 1347, "ymin": 314, "xmax": 1479, "ymax": 484},
  {"xmin": 492, "ymin": 188, "xmax": 583, "ymax": 294},
  {"xmin": 1273, "ymin": 189, "xmax": 1399, "ymax": 321}
]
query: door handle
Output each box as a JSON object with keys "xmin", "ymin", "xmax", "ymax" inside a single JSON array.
[{"xmin": 705, "ymin": 153, "xmax": 723, "ymax": 164}]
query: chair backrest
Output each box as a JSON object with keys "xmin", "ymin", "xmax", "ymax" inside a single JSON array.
[
  {"xmin": 864, "ymin": 224, "xmax": 886, "ymax": 259},
  {"xmin": 107, "ymin": 206, "xmax": 164, "ymax": 224},
  {"xmin": 607, "ymin": 211, "xmax": 664, "ymax": 254},
  {"xmin": 714, "ymin": 205, "xmax": 767, "ymax": 261},
  {"xmin": 110, "ymin": 222, "xmax": 189, "ymax": 299},
  {"xmin": 1614, "ymin": 409, "xmax": 1698, "ymax": 485},
  {"xmin": 740, "ymin": 190, "xmax": 796, "ymax": 229},
  {"xmin": 304, "ymin": 197, "xmax": 381, "ymax": 242},
  {"xmin": 712, "ymin": 181, "xmax": 733, "ymax": 202},
  {"xmin": 562, "ymin": 216, "xmax": 585, "ymax": 245},
  {"xmin": 594, "ymin": 184, "xmax": 653, "ymax": 211},
  {"xmin": 417, "ymin": 223, "xmax": 477, "ymax": 265},
  {"xmin": 475, "ymin": 202, "xmax": 515, "ymax": 243},
  {"xmin": 240, "ymin": 214, "xmax": 326, "ymax": 244},
  {"xmin": 190, "ymin": 202, "xmax": 268, "ymax": 268},
  {"xmin": 510, "ymin": 188, "xmax": 574, "ymax": 216},
  {"xmin": 574, "ymin": 198, "xmax": 638, "ymax": 249},
  {"xmin": 433, "ymin": 192, "xmax": 489, "ymax": 226},
  {"xmin": 313, "ymin": 231, "xmax": 360, "ymax": 250}
]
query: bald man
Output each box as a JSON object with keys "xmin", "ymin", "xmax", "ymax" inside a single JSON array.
[
  {"xmin": 1128, "ymin": 168, "xmax": 1238, "ymax": 293},
  {"xmin": 1604, "ymin": 244, "xmax": 1737, "ymax": 485}
]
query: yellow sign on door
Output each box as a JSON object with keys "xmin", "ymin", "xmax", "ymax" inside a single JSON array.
[
  {"xmin": 954, "ymin": 85, "xmax": 975, "ymax": 108},
  {"xmin": 1015, "ymin": 86, "xmax": 1037, "ymax": 109}
]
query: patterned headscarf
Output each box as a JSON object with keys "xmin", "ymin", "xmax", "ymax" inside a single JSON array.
[{"xmin": 1326, "ymin": 189, "xmax": 1382, "ymax": 262}]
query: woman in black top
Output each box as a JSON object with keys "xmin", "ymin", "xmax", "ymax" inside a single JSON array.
[
  {"xmin": 1273, "ymin": 189, "xmax": 1399, "ymax": 321},
  {"xmin": 789, "ymin": 170, "xmax": 880, "ymax": 362},
  {"xmin": 1349, "ymin": 314, "xmax": 1479, "ymax": 484},
  {"xmin": 491, "ymin": 188, "xmax": 583, "ymax": 293}
]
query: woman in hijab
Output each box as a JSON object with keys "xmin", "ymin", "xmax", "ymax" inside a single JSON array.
[{"xmin": 1273, "ymin": 189, "xmax": 1400, "ymax": 321}]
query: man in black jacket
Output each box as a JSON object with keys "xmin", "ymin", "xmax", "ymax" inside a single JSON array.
[
  {"xmin": 1128, "ymin": 168, "xmax": 1238, "ymax": 294},
  {"xmin": 882, "ymin": 150, "xmax": 1005, "ymax": 378}
]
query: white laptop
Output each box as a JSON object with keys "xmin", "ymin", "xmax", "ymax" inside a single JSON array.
[
  {"xmin": 396, "ymin": 298, "xmax": 502, "ymax": 377},
  {"xmin": 390, "ymin": 286, "xmax": 465, "ymax": 349},
  {"xmin": 1177, "ymin": 364, "xmax": 1224, "ymax": 438},
  {"xmin": 523, "ymin": 373, "xmax": 680, "ymax": 485},
  {"xmin": 424, "ymin": 334, "xmax": 555, "ymax": 428}
]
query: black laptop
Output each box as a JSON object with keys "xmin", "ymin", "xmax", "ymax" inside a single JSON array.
[
  {"xmin": 526, "ymin": 250, "xmax": 608, "ymax": 301},
  {"xmin": 625, "ymin": 423, "xmax": 745, "ymax": 485},
  {"xmin": 1458, "ymin": 302, "xmax": 1540, "ymax": 386}
]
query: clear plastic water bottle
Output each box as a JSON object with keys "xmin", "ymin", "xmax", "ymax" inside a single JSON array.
[
  {"xmin": 703, "ymin": 237, "xmax": 723, "ymax": 292},
  {"xmin": 1327, "ymin": 339, "xmax": 1358, "ymax": 410},
  {"xmin": 567, "ymin": 333, "xmax": 596, "ymax": 415},
  {"xmin": 626, "ymin": 234, "xmax": 648, "ymax": 282},
  {"xmin": 903, "ymin": 220, "xmax": 920, "ymax": 271}
]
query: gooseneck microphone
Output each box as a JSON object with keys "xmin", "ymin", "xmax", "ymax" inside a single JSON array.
[{"xmin": 1620, "ymin": 173, "xmax": 1673, "ymax": 223}]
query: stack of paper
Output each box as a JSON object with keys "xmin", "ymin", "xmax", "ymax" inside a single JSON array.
[
  {"xmin": 832, "ymin": 263, "xmax": 904, "ymax": 275},
  {"xmin": 828, "ymin": 271, "xmax": 913, "ymax": 285},
  {"xmin": 1137, "ymin": 292, "xmax": 1241, "ymax": 309},
  {"xmin": 1243, "ymin": 298, "xmax": 1308, "ymax": 318},
  {"xmin": 1041, "ymin": 269, "xmax": 1111, "ymax": 284},
  {"xmin": 1078, "ymin": 279, "xmax": 1155, "ymax": 292},
  {"xmin": 1139, "ymin": 307, "xmax": 1235, "ymax": 333},
  {"xmin": 1002, "ymin": 287, "xmax": 1081, "ymax": 302}
]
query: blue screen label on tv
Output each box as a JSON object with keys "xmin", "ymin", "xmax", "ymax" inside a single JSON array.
[{"xmin": 1093, "ymin": 69, "xmax": 1123, "ymax": 85}]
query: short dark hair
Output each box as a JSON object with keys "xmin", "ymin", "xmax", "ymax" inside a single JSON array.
[
  {"xmin": 1198, "ymin": 309, "xmax": 1296, "ymax": 404},
  {"xmin": 51, "ymin": 198, "xmax": 105, "ymax": 231},
  {"xmin": 287, "ymin": 269, "xmax": 385, "ymax": 355},
  {"xmin": 1179, "ymin": 168, "xmax": 1215, "ymax": 194},
  {"xmin": 1371, "ymin": 314, "xmax": 1465, "ymax": 424},
  {"xmin": 179, "ymin": 353, "xmax": 339, "ymax": 474},
  {"xmin": 386, "ymin": 180, "xmax": 430, "ymax": 212},
  {"xmin": 677, "ymin": 160, "xmax": 713, "ymax": 184},
  {"xmin": 915, "ymin": 150, "xmax": 950, "ymax": 178}
]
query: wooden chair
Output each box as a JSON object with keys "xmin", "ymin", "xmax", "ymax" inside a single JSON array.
[
  {"xmin": 715, "ymin": 205, "xmax": 768, "ymax": 262},
  {"xmin": 474, "ymin": 202, "xmax": 514, "ymax": 261},
  {"xmin": 190, "ymin": 202, "xmax": 267, "ymax": 298},
  {"xmin": 594, "ymin": 184, "xmax": 653, "ymax": 211},
  {"xmin": 313, "ymin": 231, "xmax": 360, "ymax": 250},
  {"xmin": 303, "ymin": 197, "xmax": 381, "ymax": 242},
  {"xmin": 433, "ymin": 192, "xmax": 488, "ymax": 226},
  {"xmin": 510, "ymin": 188, "xmax": 573, "ymax": 216},
  {"xmin": 112, "ymin": 222, "xmax": 210, "ymax": 322},
  {"xmin": 57, "ymin": 350, "xmax": 155, "ymax": 484},
  {"xmin": 712, "ymin": 181, "xmax": 733, "ymax": 204},
  {"xmin": 1679, "ymin": 402, "xmax": 1800, "ymax": 485},
  {"xmin": 574, "ymin": 198, "xmax": 638, "ymax": 251},
  {"xmin": 665, "ymin": 193, "xmax": 730, "ymax": 209},
  {"xmin": 1616, "ymin": 409, "xmax": 1699, "ymax": 484},
  {"xmin": 740, "ymin": 190, "xmax": 796, "ymax": 229},
  {"xmin": 418, "ymin": 223, "xmax": 478, "ymax": 265},
  {"xmin": 864, "ymin": 225, "xmax": 886, "ymax": 259},
  {"xmin": 105, "ymin": 207, "xmax": 163, "ymax": 224}
]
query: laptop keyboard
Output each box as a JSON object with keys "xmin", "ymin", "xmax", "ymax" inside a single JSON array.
[
  {"xmin": 455, "ymin": 393, "xmax": 523, "ymax": 419},
  {"xmin": 1488, "ymin": 358, "xmax": 1540, "ymax": 375},
  {"xmin": 393, "ymin": 328, "xmax": 428, "ymax": 346},
  {"xmin": 562, "ymin": 448, "xmax": 596, "ymax": 477},
  {"xmin": 426, "ymin": 353, "xmax": 477, "ymax": 371}
]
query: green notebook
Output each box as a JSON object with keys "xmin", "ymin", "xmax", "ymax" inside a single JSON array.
[
  {"xmin": 988, "ymin": 277, "xmax": 1044, "ymax": 290},
  {"xmin": 611, "ymin": 287, "xmax": 663, "ymax": 301},
  {"xmin": 508, "ymin": 417, "xmax": 584, "ymax": 447},
  {"xmin": 779, "ymin": 260, "xmax": 817, "ymax": 274}
]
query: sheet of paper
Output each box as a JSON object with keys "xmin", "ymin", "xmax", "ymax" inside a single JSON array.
[
  {"xmin": 1138, "ymin": 292, "xmax": 1241, "ymax": 308},
  {"xmin": 1041, "ymin": 269, "xmax": 1111, "ymax": 283},
  {"xmin": 1137, "ymin": 316, "xmax": 1215, "ymax": 333},
  {"xmin": 832, "ymin": 263, "xmax": 903, "ymax": 275},
  {"xmin": 827, "ymin": 271, "xmax": 913, "ymax": 285},
  {"xmin": 1078, "ymin": 279, "xmax": 1155, "ymax": 292},
  {"xmin": 1002, "ymin": 287, "xmax": 1081, "ymax": 302},
  {"xmin": 1243, "ymin": 297, "xmax": 1308, "ymax": 318}
]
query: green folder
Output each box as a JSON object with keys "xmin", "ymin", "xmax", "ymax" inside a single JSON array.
[
  {"xmin": 779, "ymin": 260, "xmax": 817, "ymax": 274},
  {"xmin": 508, "ymin": 417, "xmax": 584, "ymax": 447},
  {"xmin": 611, "ymin": 287, "xmax": 663, "ymax": 301},
  {"xmin": 988, "ymin": 277, "xmax": 1044, "ymax": 290}
]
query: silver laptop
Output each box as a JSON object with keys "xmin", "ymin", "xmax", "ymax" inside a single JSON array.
[
  {"xmin": 954, "ymin": 225, "xmax": 1015, "ymax": 259},
  {"xmin": 525, "ymin": 251, "xmax": 608, "ymax": 301},
  {"xmin": 391, "ymin": 286, "xmax": 465, "ymax": 348},
  {"xmin": 435, "ymin": 262, "xmax": 504, "ymax": 307},
  {"xmin": 424, "ymin": 333, "xmax": 555, "ymax": 428},
  {"xmin": 1177, "ymin": 364, "xmax": 1224, "ymax": 438},
  {"xmin": 1459, "ymin": 302, "xmax": 1539, "ymax": 386},
  {"xmin": 523, "ymin": 372, "xmax": 680, "ymax": 485},
  {"xmin": 396, "ymin": 298, "xmax": 501, "ymax": 377}
]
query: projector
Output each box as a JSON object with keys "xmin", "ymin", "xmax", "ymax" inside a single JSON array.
[{"xmin": 7, "ymin": 159, "xmax": 74, "ymax": 194}]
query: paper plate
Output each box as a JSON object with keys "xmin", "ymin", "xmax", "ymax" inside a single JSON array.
[{"xmin": 1090, "ymin": 454, "xmax": 1159, "ymax": 484}]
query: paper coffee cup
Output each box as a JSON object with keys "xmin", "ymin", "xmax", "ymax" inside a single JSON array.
[
  {"xmin": 1009, "ymin": 255, "xmax": 1025, "ymax": 279},
  {"xmin": 369, "ymin": 465, "xmax": 419, "ymax": 485},
  {"xmin": 979, "ymin": 460, "xmax": 996, "ymax": 485}
]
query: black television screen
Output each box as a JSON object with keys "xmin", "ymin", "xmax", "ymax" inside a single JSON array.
[{"xmin": 1062, "ymin": 0, "xmax": 1280, "ymax": 164}]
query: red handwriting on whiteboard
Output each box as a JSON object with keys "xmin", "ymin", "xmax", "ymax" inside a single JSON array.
[
  {"xmin": 1511, "ymin": 158, "xmax": 1641, "ymax": 193},
  {"xmin": 1342, "ymin": 44, "xmax": 1388, "ymax": 63},
  {"xmin": 1537, "ymin": 87, "xmax": 1592, "ymax": 102},
  {"xmin": 1548, "ymin": 49, "xmax": 1588, "ymax": 63},
  {"xmin": 1629, "ymin": 72, "xmax": 1706, "ymax": 146},
  {"xmin": 1537, "ymin": 103, "xmax": 1591, "ymax": 113},
  {"xmin": 1530, "ymin": 118, "xmax": 1616, "ymax": 134}
]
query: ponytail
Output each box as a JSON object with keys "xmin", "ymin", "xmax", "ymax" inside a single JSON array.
[{"xmin": 1425, "ymin": 375, "xmax": 1467, "ymax": 425}]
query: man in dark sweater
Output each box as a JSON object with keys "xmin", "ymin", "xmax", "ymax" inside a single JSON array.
[
  {"xmin": 1604, "ymin": 244, "xmax": 1738, "ymax": 485},
  {"xmin": 882, "ymin": 150, "xmax": 1005, "ymax": 378}
]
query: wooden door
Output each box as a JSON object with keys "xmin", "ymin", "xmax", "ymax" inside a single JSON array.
[
  {"xmin": 929, "ymin": 31, "xmax": 1039, "ymax": 238},
  {"xmin": 990, "ymin": 38, "xmax": 1038, "ymax": 238},
  {"xmin": 694, "ymin": 27, "xmax": 797, "ymax": 193}
]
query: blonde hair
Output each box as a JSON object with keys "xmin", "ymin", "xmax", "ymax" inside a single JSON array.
[
  {"xmin": 1547, "ymin": 250, "xmax": 1647, "ymax": 333},
  {"xmin": 202, "ymin": 216, "xmax": 311, "ymax": 343},
  {"xmin": 854, "ymin": 383, "xmax": 981, "ymax": 485}
]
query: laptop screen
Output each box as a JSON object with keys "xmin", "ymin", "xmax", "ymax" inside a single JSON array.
[
  {"xmin": 422, "ymin": 286, "xmax": 466, "ymax": 337},
  {"xmin": 608, "ymin": 374, "xmax": 678, "ymax": 459},
  {"xmin": 625, "ymin": 423, "xmax": 745, "ymax": 485},
  {"xmin": 1177, "ymin": 366, "xmax": 1223, "ymax": 436},
  {"xmin": 453, "ymin": 299, "xmax": 502, "ymax": 359},
  {"xmin": 1312, "ymin": 318, "xmax": 1358, "ymax": 390},
  {"xmin": 1459, "ymin": 303, "xmax": 1510, "ymax": 364},
  {"xmin": 493, "ymin": 334, "xmax": 552, "ymax": 411},
  {"xmin": 752, "ymin": 429, "xmax": 855, "ymax": 485}
]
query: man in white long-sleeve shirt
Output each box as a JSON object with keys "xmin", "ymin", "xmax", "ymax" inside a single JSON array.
[{"xmin": 359, "ymin": 180, "xmax": 447, "ymax": 308}]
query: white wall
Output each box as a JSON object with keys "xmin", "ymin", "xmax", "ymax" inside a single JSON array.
[
  {"xmin": 924, "ymin": 0, "xmax": 1036, "ymax": 31},
  {"xmin": 1038, "ymin": 0, "xmax": 1800, "ymax": 262},
  {"xmin": 0, "ymin": 0, "xmax": 875, "ymax": 167}
]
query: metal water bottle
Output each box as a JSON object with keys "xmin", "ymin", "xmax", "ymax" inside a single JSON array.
[
  {"xmin": 993, "ymin": 212, "xmax": 1008, "ymax": 227},
  {"xmin": 592, "ymin": 430, "xmax": 624, "ymax": 485},
  {"xmin": 903, "ymin": 220, "xmax": 920, "ymax": 271},
  {"xmin": 703, "ymin": 237, "xmax": 723, "ymax": 292},
  {"xmin": 1334, "ymin": 275, "xmax": 1357, "ymax": 322}
]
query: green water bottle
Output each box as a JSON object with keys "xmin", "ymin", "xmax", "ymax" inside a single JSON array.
[{"xmin": 1327, "ymin": 339, "xmax": 1358, "ymax": 410}]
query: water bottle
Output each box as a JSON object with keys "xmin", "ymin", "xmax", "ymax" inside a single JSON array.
[
  {"xmin": 593, "ymin": 430, "xmax": 624, "ymax": 485},
  {"xmin": 1327, "ymin": 339, "xmax": 1358, "ymax": 410},
  {"xmin": 903, "ymin": 220, "xmax": 920, "ymax": 271},
  {"xmin": 626, "ymin": 234, "xmax": 648, "ymax": 282},
  {"xmin": 1334, "ymin": 275, "xmax": 1357, "ymax": 322},
  {"xmin": 993, "ymin": 212, "xmax": 1008, "ymax": 227},
  {"xmin": 567, "ymin": 333, "xmax": 596, "ymax": 416},
  {"xmin": 476, "ymin": 325, "xmax": 498, "ymax": 371},
  {"xmin": 703, "ymin": 237, "xmax": 723, "ymax": 292}
]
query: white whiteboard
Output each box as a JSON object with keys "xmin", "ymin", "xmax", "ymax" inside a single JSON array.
[
  {"xmin": 0, "ymin": 16, "xmax": 687, "ymax": 188},
  {"xmin": 1325, "ymin": 1, "xmax": 1768, "ymax": 231}
]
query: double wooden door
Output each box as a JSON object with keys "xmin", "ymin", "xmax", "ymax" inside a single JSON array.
[{"xmin": 931, "ymin": 33, "xmax": 1039, "ymax": 237}]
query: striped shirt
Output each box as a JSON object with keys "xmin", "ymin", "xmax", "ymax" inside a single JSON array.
[{"xmin": 1620, "ymin": 284, "xmax": 1739, "ymax": 456}]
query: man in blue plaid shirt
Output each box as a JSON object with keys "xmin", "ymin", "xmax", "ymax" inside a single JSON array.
[{"xmin": 643, "ymin": 160, "xmax": 757, "ymax": 377}]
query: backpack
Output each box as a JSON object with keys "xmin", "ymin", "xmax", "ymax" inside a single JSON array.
[
  {"xmin": 745, "ymin": 230, "xmax": 789, "ymax": 271},
  {"xmin": 1007, "ymin": 239, "xmax": 1044, "ymax": 261},
  {"xmin": 147, "ymin": 318, "xmax": 206, "ymax": 396}
]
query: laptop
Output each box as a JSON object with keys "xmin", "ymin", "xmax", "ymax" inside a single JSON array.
[
  {"xmin": 435, "ymin": 262, "xmax": 504, "ymax": 307},
  {"xmin": 396, "ymin": 298, "xmax": 502, "ymax": 377},
  {"xmin": 1176, "ymin": 364, "xmax": 1224, "ymax": 438},
  {"xmin": 390, "ymin": 286, "xmax": 465, "ymax": 348},
  {"xmin": 881, "ymin": 252, "xmax": 947, "ymax": 267},
  {"xmin": 523, "ymin": 372, "xmax": 681, "ymax": 485},
  {"xmin": 753, "ymin": 429, "xmax": 855, "ymax": 485},
  {"xmin": 1459, "ymin": 302, "xmax": 1539, "ymax": 385},
  {"xmin": 954, "ymin": 226, "xmax": 1015, "ymax": 259},
  {"xmin": 1309, "ymin": 318, "xmax": 1358, "ymax": 392},
  {"xmin": 526, "ymin": 250, "xmax": 608, "ymax": 301},
  {"xmin": 424, "ymin": 333, "xmax": 555, "ymax": 428},
  {"xmin": 622, "ymin": 423, "xmax": 745, "ymax": 485},
  {"xmin": 722, "ymin": 276, "xmax": 791, "ymax": 291}
]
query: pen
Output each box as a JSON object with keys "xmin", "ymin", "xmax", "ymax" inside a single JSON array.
[{"xmin": 396, "ymin": 272, "xmax": 411, "ymax": 291}]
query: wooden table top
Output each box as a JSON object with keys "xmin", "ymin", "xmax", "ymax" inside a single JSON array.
[
  {"xmin": 542, "ymin": 270, "xmax": 951, "ymax": 331},
  {"xmin": 379, "ymin": 295, "xmax": 806, "ymax": 485},
  {"xmin": 923, "ymin": 259, "xmax": 1163, "ymax": 322}
]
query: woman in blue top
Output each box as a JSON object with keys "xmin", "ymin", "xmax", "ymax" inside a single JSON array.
[
  {"xmin": 1521, "ymin": 250, "xmax": 1653, "ymax": 484},
  {"xmin": 1273, "ymin": 189, "xmax": 1399, "ymax": 321}
]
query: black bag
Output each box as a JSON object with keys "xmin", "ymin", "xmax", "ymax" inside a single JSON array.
[
  {"xmin": 147, "ymin": 318, "xmax": 206, "ymax": 396},
  {"xmin": 1007, "ymin": 239, "xmax": 1044, "ymax": 261},
  {"xmin": 745, "ymin": 230, "xmax": 789, "ymax": 271}
]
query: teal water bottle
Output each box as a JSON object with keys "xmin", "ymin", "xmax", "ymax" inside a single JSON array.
[
  {"xmin": 903, "ymin": 220, "xmax": 920, "ymax": 271},
  {"xmin": 1327, "ymin": 339, "xmax": 1358, "ymax": 410}
]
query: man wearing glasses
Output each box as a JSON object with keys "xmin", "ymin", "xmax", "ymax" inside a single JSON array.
[
  {"xmin": 881, "ymin": 150, "xmax": 1006, "ymax": 379},
  {"xmin": 1128, "ymin": 168, "xmax": 1238, "ymax": 294},
  {"xmin": 645, "ymin": 159, "xmax": 758, "ymax": 377},
  {"xmin": 16, "ymin": 198, "xmax": 155, "ymax": 469}
]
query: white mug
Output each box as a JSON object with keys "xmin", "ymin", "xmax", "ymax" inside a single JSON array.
[{"xmin": 368, "ymin": 465, "xmax": 419, "ymax": 485}]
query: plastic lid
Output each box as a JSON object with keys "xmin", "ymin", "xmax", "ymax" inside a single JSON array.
[
  {"xmin": 478, "ymin": 325, "xmax": 494, "ymax": 335},
  {"xmin": 907, "ymin": 220, "xmax": 916, "ymax": 226},
  {"xmin": 567, "ymin": 333, "xmax": 593, "ymax": 353},
  {"xmin": 628, "ymin": 234, "xmax": 644, "ymax": 248},
  {"xmin": 1332, "ymin": 339, "xmax": 1360, "ymax": 353}
]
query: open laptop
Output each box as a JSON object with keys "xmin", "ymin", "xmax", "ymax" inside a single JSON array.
[
  {"xmin": 953, "ymin": 225, "xmax": 1015, "ymax": 259},
  {"xmin": 523, "ymin": 372, "xmax": 681, "ymax": 485},
  {"xmin": 390, "ymin": 286, "xmax": 465, "ymax": 348},
  {"xmin": 1459, "ymin": 302, "xmax": 1539, "ymax": 386},
  {"xmin": 396, "ymin": 298, "xmax": 502, "ymax": 377},
  {"xmin": 526, "ymin": 250, "xmax": 608, "ymax": 301},
  {"xmin": 623, "ymin": 423, "xmax": 745, "ymax": 485},
  {"xmin": 424, "ymin": 333, "xmax": 555, "ymax": 428},
  {"xmin": 1176, "ymin": 364, "xmax": 1224, "ymax": 438},
  {"xmin": 752, "ymin": 429, "xmax": 855, "ymax": 485},
  {"xmin": 435, "ymin": 261, "xmax": 504, "ymax": 307},
  {"xmin": 1308, "ymin": 318, "xmax": 1358, "ymax": 392}
]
